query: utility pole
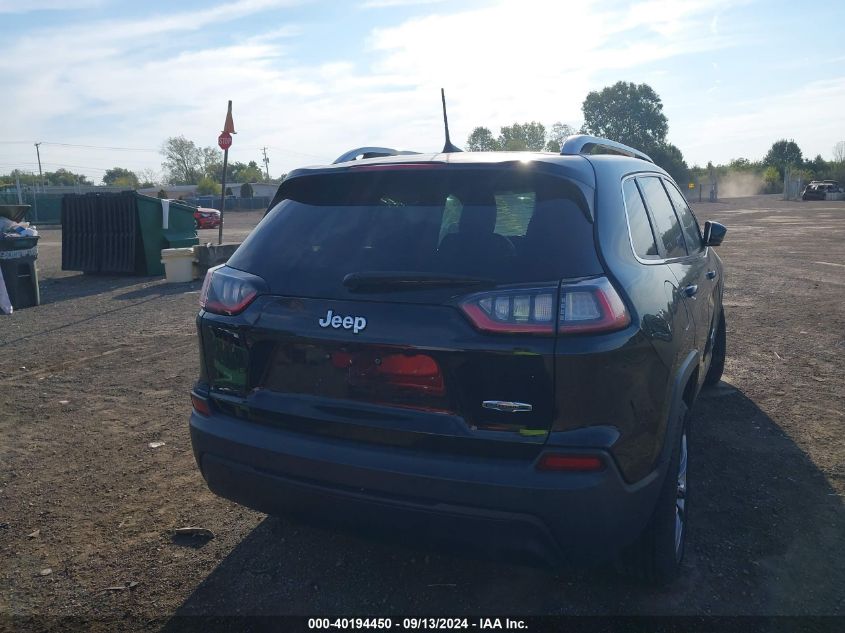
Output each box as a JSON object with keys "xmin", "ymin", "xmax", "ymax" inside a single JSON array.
[
  {"xmin": 33, "ymin": 143, "xmax": 44, "ymax": 222},
  {"xmin": 34, "ymin": 142, "xmax": 45, "ymax": 192},
  {"xmin": 261, "ymin": 146, "xmax": 270, "ymax": 181}
]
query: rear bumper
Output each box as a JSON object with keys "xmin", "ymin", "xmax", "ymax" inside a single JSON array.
[{"xmin": 189, "ymin": 408, "xmax": 665, "ymax": 566}]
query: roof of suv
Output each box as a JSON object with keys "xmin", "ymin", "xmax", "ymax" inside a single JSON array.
[
  {"xmin": 285, "ymin": 135, "xmax": 662, "ymax": 181},
  {"xmin": 285, "ymin": 150, "xmax": 665, "ymax": 187}
]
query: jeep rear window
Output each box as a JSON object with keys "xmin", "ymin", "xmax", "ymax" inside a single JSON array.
[{"xmin": 228, "ymin": 168, "xmax": 602, "ymax": 300}]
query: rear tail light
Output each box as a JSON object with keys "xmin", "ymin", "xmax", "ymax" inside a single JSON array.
[
  {"xmin": 200, "ymin": 265, "xmax": 267, "ymax": 316},
  {"xmin": 459, "ymin": 277, "xmax": 630, "ymax": 335},
  {"xmin": 460, "ymin": 287, "xmax": 557, "ymax": 334},
  {"xmin": 191, "ymin": 393, "xmax": 212, "ymax": 416},
  {"xmin": 558, "ymin": 277, "xmax": 630, "ymax": 334},
  {"xmin": 536, "ymin": 453, "xmax": 605, "ymax": 472}
]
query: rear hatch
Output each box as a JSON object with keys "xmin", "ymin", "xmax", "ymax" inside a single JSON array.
[{"xmin": 199, "ymin": 163, "xmax": 602, "ymax": 457}]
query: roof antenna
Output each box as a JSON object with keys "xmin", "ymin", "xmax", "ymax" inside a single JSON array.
[{"xmin": 440, "ymin": 88, "xmax": 462, "ymax": 153}]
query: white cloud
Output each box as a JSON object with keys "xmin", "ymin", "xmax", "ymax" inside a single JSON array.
[
  {"xmin": 677, "ymin": 78, "xmax": 845, "ymax": 164},
  {"xmin": 360, "ymin": 0, "xmax": 447, "ymax": 7},
  {"xmin": 0, "ymin": 0, "xmax": 104, "ymax": 13},
  {"xmin": 2, "ymin": 0, "xmax": 838, "ymax": 183}
]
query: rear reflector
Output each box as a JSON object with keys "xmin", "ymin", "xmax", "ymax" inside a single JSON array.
[
  {"xmin": 377, "ymin": 353, "xmax": 445, "ymax": 395},
  {"xmin": 536, "ymin": 453, "xmax": 604, "ymax": 472},
  {"xmin": 191, "ymin": 393, "xmax": 212, "ymax": 416}
]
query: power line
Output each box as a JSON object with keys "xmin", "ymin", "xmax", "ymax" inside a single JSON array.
[
  {"xmin": 2, "ymin": 139, "xmax": 329, "ymax": 160},
  {"xmin": 0, "ymin": 161, "xmax": 109, "ymax": 172},
  {"xmin": 41, "ymin": 142, "xmax": 159, "ymax": 152}
]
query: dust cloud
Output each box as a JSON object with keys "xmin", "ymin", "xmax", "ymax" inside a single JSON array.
[{"xmin": 718, "ymin": 172, "xmax": 765, "ymax": 198}]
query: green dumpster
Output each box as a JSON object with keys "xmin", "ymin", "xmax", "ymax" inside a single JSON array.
[
  {"xmin": 135, "ymin": 195, "xmax": 198, "ymax": 276},
  {"xmin": 62, "ymin": 192, "xmax": 198, "ymax": 276}
]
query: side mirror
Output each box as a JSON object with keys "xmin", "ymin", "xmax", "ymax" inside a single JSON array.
[{"xmin": 703, "ymin": 221, "xmax": 727, "ymax": 247}]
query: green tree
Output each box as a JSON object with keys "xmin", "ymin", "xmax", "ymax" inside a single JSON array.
[
  {"xmin": 195, "ymin": 176, "xmax": 220, "ymax": 195},
  {"xmin": 161, "ymin": 136, "xmax": 203, "ymax": 184},
  {"xmin": 544, "ymin": 122, "xmax": 577, "ymax": 152},
  {"xmin": 103, "ymin": 167, "xmax": 140, "ymax": 188},
  {"xmin": 240, "ymin": 182, "xmax": 253, "ymax": 198},
  {"xmin": 582, "ymin": 81, "xmax": 669, "ymax": 150},
  {"xmin": 763, "ymin": 139, "xmax": 803, "ymax": 178},
  {"xmin": 230, "ymin": 160, "xmax": 264, "ymax": 183},
  {"xmin": 581, "ymin": 81, "xmax": 690, "ymax": 182},
  {"xmin": 201, "ymin": 146, "xmax": 222, "ymax": 180},
  {"xmin": 833, "ymin": 141, "xmax": 845, "ymax": 163},
  {"xmin": 466, "ymin": 126, "xmax": 499, "ymax": 151},
  {"xmin": 137, "ymin": 168, "xmax": 160, "ymax": 188},
  {"xmin": 157, "ymin": 188, "xmax": 168, "ymax": 199},
  {"xmin": 728, "ymin": 158, "xmax": 756, "ymax": 171},
  {"xmin": 805, "ymin": 154, "xmax": 827, "ymax": 177},
  {"xmin": 498, "ymin": 122, "xmax": 546, "ymax": 151},
  {"xmin": 762, "ymin": 165, "xmax": 781, "ymax": 193},
  {"xmin": 649, "ymin": 143, "xmax": 689, "ymax": 185}
]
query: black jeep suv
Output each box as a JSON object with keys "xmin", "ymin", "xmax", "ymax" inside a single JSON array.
[{"xmin": 190, "ymin": 136, "xmax": 727, "ymax": 584}]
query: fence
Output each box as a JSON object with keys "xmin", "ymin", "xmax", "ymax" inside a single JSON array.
[
  {"xmin": 183, "ymin": 195, "xmax": 271, "ymax": 211},
  {"xmin": 683, "ymin": 183, "xmax": 718, "ymax": 203},
  {"xmin": 0, "ymin": 192, "xmax": 63, "ymax": 224},
  {"xmin": 0, "ymin": 191, "xmax": 274, "ymax": 226}
]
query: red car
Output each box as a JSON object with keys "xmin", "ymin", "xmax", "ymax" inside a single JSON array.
[{"xmin": 194, "ymin": 207, "xmax": 222, "ymax": 229}]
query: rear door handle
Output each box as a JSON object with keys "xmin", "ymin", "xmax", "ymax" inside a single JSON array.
[
  {"xmin": 684, "ymin": 284, "xmax": 698, "ymax": 298},
  {"xmin": 706, "ymin": 270, "xmax": 717, "ymax": 280}
]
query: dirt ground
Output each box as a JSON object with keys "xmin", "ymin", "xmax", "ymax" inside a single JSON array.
[{"xmin": 1, "ymin": 196, "xmax": 843, "ymax": 628}]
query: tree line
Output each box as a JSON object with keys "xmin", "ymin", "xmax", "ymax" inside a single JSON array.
[
  {"xmin": 465, "ymin": 81, "xmax": 845, "ymax": 192},
  {"xmin": 690, "ymin": 140, "xmax": 845, "ymax": 195},
  {"xmin": 0, "ymin": 137, "xmax": 283, "ymax": 194},
  {"xmin": 466, "ymin": 81, "xmax": 690, "ymax": 184}
]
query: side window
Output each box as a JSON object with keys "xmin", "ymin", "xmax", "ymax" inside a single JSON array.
[
  {"xmin": 637, "ymin": 176, "xmax": 687, "ymax": 258},
  {"xmin": 664, "ymin": 180, "xmax": 703, "ymax": 253},
  {"xmin": 622, "ymin": 178, "xmax": 659, "ymax": 259}
]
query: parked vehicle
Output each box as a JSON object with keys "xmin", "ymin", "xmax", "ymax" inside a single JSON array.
[
  {"xmin": 802, "ymin": 180, "xmax": 842, "ymax": 200},
  {"xmin": 189, "ymin": 135, "xmax": 727, "ymax": 584},
  {"xmin": 194, "ymin": 207, "xmax": 221, "ymax": 229}
]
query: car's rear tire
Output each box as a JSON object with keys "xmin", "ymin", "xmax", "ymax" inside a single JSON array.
[
  {"xmin": 704, "ymin": 310, "xmax": 726, "ymax": 386},
  {"xmin": 619, "ymin": 402, "xmax": 689, "ymax": 585}
]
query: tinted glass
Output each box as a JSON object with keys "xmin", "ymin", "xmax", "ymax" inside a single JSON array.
[
  {"xmin": 622, "ymin": 178, "xmax": 659, "ymax": 259},
  {"xmin": 664, "ymin": 180, "xmax": 703, "ymax": 253},
  {"xmin": 637, "ymin": 176, "xmax": 687, "ymax": 258},
  {"xmin": 229, "ymin": 168, "xmax": 601, "ymax": 300}
]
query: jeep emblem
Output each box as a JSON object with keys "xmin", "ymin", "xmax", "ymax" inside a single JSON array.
[{"xmin": 318, "ymin": 309, "xmax": 367, "ymax": 334}]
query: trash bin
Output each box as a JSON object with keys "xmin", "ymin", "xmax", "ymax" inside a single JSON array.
[
  {"xmin": 62, "ymin": 192, "xmax": 198, "ymax": 276},
  {"xmin": 0, "ymin": 235, "xmax": 40, "ymax": 309},
  {"xmin": 161, "ymin": 247, "xmax": 195, "ymax": 283}
]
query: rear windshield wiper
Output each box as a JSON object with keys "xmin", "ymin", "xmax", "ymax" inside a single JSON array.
[{"xmin": 343, "ymin": 271, "xmax": 495, "ymax": 292}]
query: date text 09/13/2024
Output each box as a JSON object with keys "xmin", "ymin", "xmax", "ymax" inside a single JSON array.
[{"xmin": 307, "ymin": 618, "xmax": 528, "ymax": 630}]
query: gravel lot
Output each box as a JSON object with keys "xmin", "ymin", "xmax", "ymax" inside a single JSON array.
[{"xmin": 1, "ymin": 196, "xmax": 843, "ymax": 628}]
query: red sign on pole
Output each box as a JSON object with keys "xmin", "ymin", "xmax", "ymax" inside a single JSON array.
[{"xmin": 218, "ymin": 132, "xmax": 232, "ymax": 150}]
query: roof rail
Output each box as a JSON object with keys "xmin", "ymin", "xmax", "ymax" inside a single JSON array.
[
  {"xmin": 560, "ymin": 135, "xmax": 653, "ymax": 163},
  {"xmin": 332, "ymin": 146, "xmax": 420, "ymax": 165}
]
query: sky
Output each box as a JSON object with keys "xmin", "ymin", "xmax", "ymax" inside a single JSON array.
[{"xmin": 1, "ymin": 0, "xmax": 843, "ymax": 184}]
